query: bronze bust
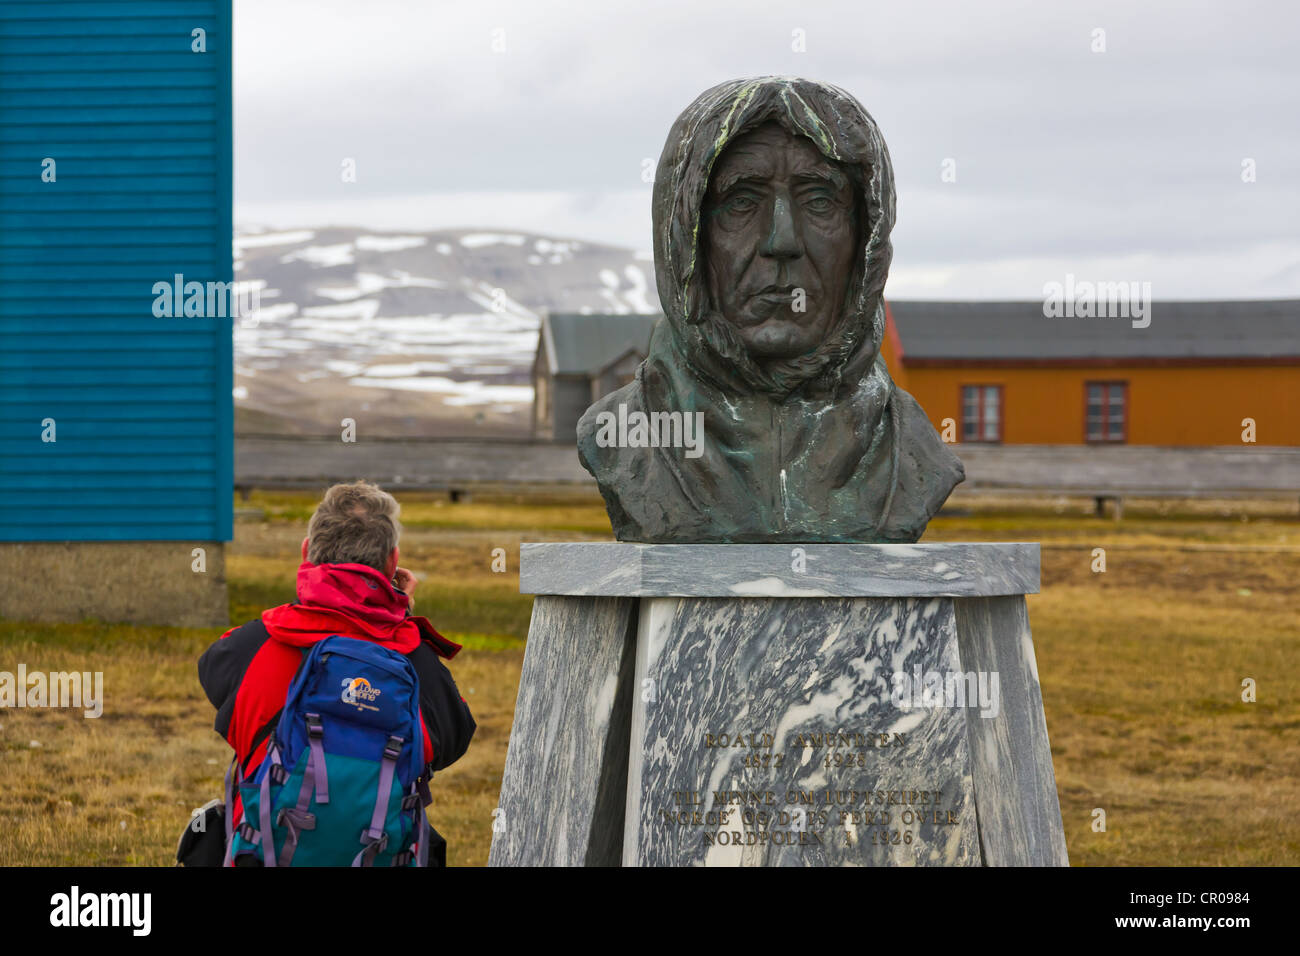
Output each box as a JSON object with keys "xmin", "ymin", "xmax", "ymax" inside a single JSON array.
[{"xmin": 578, "ymin": 76, "xmax": 964, "ymax": 543}]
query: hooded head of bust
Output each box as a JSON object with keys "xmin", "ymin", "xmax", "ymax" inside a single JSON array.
[
  {"xmin": 652, "ymin": 76, "xmax": 895, "ymax": 398},
  {"xmin": 578, "ymin": 77, "xmax": 962, "ymax": 544}
]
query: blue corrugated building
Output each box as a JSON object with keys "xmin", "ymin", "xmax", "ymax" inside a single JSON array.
[{"xmin": 0, "ymin": 0, "xmax": 233, "ymax": 625}]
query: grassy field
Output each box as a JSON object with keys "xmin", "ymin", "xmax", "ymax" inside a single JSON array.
[{"xmin": 0, "ymin": 490, "xmax": 1296, "ymax": 866}]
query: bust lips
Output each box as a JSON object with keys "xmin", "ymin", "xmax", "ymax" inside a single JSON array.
[
  {"xmin": 732, "ymin": 286, "xmax": 825, "ymax": 360},
  {"xmin": 745, "ymin": 286, "xmax": 804, "ymax": 317}
]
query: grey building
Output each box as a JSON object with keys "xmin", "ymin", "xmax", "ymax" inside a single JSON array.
[{"xmin": 532, "ymin": 312, "xmax": 660, "ymax": 441}]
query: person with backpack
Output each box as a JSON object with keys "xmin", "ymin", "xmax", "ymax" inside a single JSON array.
[{"xmin": 192, "ymin": 480, "xmax": 476, "ymax": 866}]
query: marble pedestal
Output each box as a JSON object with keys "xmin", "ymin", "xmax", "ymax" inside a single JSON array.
[{"xmin": 488, "ymin": 543, "xmax": 1067, "ymax": 867}]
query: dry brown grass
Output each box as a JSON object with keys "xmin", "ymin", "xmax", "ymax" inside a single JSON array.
[{"xmin": 0, "ymin": 491, "xmax": 1295, "ymax": 865}]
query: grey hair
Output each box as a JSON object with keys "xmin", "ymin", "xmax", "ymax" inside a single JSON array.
[{"xmin": 305, "ymin": 480, "xmax": 401, "ymax": 573}]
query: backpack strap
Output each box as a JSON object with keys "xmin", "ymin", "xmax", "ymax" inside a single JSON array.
[
  {"xmin": 389, "ymin": 773, "xmax": 434, "ymax": 867},
  {"xmin": 257, "ymin": 744, "xmax": 284, "ymax": 867},
  {"xmin": 274, "ymin": 713, "xmax": 330, "ymax": 866},
  {"xmin": 275, "ymin": 806, "xmax": 317, "ymax": 867},
  {"xmin": 304, "ymin": 712, "xmax": 329, "ymax": 804},
  {"xmin": 415, "ymin": 773, "xmax": 433, "ymax": 867},
  {"xmin": 242, "ymin": 708, "xmax": 281, "ymax": 777},
  {"xmin": 221, "ymin": 755, "xmax": 239, "ymax": 866},
  {"xmin": 352, "ymin": 734, "xmax": 403, "ymax": 867}
]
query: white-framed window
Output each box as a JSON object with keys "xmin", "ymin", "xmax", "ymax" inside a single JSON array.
[
  {"xmin": 961, "ymin": 384, "xmax": 1003, "ymax": 443},
  {"xmin": 1085, "ymin": 381, "xmax": 1127, "ymax": 443}
]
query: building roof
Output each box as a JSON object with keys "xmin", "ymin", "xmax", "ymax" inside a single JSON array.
[
  {"xmin": 541, "ymin": 312, "xmax": 660, "ymax": 375},
  {"xmin": 887, "ymin": 299, "xmax": 1300, "ymax": 362},
  {"xmin": 593, "ymin": 346, "xmax": 647, "ymax": 380}
]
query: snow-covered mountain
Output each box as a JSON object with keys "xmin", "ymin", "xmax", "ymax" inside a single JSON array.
[{"xmin": 232, "ymin": 226, "xmax": 659, "ymax": 437}]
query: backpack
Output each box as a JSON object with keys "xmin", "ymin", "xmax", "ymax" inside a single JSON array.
[{"xmin": 223, "ymin": 634, "xmax": 433, "ymax": 867}]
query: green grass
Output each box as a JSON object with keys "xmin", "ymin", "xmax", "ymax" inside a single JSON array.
[{"xmin": 0, "ymin": 491, "xmax": 1296, "ymax": 865}]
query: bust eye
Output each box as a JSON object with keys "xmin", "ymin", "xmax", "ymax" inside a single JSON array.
[
  {"xmin": 726, "ymin": 195, "xmax": 758, "ymax": 214},
  {"xmin": 806, "ymin": 196, "xmax": 834, "ymax": 213}
]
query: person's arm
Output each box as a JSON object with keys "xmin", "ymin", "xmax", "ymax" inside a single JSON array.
[
  {"xmin": 409, "ymin": 640, "xmax": 477, "ymax": 772},
  {"xmin": 198, "ymin": 619, "xmax": 271, "ymax": 741}
]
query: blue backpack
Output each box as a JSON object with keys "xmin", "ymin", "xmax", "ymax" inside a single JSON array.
[{"xmin": 224, "ymin": 635, "xmax": 432, "ymax": 867}]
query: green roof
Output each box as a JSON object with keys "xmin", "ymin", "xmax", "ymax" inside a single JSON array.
[{"xmin": 543, "ymin": 312, "xmax": 660, "ymax": 375}]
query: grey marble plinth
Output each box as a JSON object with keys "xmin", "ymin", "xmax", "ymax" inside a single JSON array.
[
  {"xmin": 486, "ymin": 595, "xmax": 636, "ymax": 866},
  {"xmin": 490, "ymin": 543, "xmax": 1067, "ymax": 867},
  {"xmin": 520, "ymin": 542, "xmax": 1040, "ymax": 598}
]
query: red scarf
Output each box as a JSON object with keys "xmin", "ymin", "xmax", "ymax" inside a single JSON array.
[{"xmin": 261, "ymin": 561, "xmax": 461, "ymax": 659}]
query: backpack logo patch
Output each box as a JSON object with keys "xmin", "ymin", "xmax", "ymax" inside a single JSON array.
[{"xmin": 340, "ymin": 676, "xmax": 381, "ymax": 711}]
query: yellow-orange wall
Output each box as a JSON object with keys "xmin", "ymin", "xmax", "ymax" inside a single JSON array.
[{"xmin": 900, "ymin": 365, "xmax": 1299, "ymax": 446}]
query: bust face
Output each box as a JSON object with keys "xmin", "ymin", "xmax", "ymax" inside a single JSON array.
[{"xmin": 701, "ymin": 122, "xmax": 859, "ymax": 361}]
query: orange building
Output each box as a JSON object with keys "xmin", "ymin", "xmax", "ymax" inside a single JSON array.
[{"xmin": 882, "ymin": 300, "xmax": 1299, "ymax": 446}]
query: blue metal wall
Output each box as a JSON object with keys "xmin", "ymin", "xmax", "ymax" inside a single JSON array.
[{"xmin": 0, "ymin": 0, "xmax": 233, "ymax": 541}]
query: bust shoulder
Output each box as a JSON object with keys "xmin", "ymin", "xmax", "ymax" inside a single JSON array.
[
  {"xmin": 876, "ymin": 388, "xmax": 966, "ymax": 541},
  {"xmin": 576, "ymin": 376, "xmax": 649, "ymax": 488}
]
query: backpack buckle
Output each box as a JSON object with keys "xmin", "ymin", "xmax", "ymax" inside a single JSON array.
[
  {"xmin": 382, "ymin": 736, "xmax": 403, "ymax": 761},
  {"xmin": 277, "ymin": 807, "xmax": 316, "ymax": 832},
  {"xmin": 305, "ymin": 713, "xmax": 324, "ymax": 739}
]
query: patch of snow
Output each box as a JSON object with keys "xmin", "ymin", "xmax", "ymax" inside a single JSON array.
[
  {"xmin": 235, "ymin": 230, "xmax": 316, "ymax": 252},
  {"xmin": 534, "ymin": 238, "xmax": 576, "ymax": 261},
  {"xmin": 459, "ymin": 233, "xmax": 526, "ymax": 249},
  {"xmin": 441, "ymin": 383, "xmax": 534, "ymax": 406},
  {"xmin": 346, "ymin": 374, "xmax": 533, "ymax": 405},
  {"xmin": 359, "ymin": 361, "xmax": 455, "ymax": 377},
  {"xmin": 246, "ymin": 303, "xmax": 298, "ymax": 324},
  {"xmin": 622, "ymin": 264, "xmax": 656, "ymax": 313},
  {"xmin": 280, "ymin": 243, "xmax": 355, "ymax": 268},
  {"xmin": 598, "ymin": 287, "xmax": 631, "ymax": 314},
  {"xmin": 388, "ymin": 271, "xmax": 446, "ymax": 289},
  {"xmin": 461, "ymin": 280, "xmax": 537, "ymax": 320},
  {"xmin": 315, "ymin": 272, "xmax": 446, "ymax": 302},
  {"xmin": 355, "ymin": 234, "xmax": 428, "ymax": 252},
  {"xmin": 301, "ymin": 299, "xmax": 381, "ymax": 322}
]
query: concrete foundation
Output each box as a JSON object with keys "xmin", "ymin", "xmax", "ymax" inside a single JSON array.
[{"xmin": 0, "ymin": 541, "xmax": 228, "ymax": 628}]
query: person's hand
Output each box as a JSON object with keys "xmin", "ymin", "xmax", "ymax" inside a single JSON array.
[{"xmin": 392, "ymin": 567, "xmax": 417, "ymax": 607}]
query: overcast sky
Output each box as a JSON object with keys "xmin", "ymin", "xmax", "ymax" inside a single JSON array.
[{"xmin": 234, "ymin": 0, "xmax": 1300, "ymax": 299}]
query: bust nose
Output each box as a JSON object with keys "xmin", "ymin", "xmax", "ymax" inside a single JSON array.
[{"xmin": 760, "ymin": 192, "xmax": 802, "ymax": 260}]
